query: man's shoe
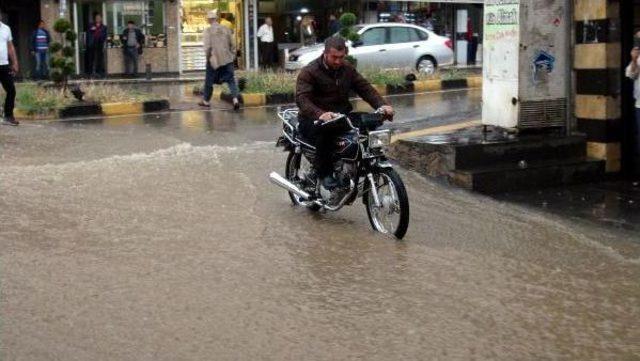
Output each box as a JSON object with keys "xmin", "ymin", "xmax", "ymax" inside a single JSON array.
[
  {"xmin": 232, "ymin": 98, "xmax": 240, "ymax": 111},
  {"xmin": 2, "ymin": 117, "xmax": 19, "ymax": 126},
  {"xmin": 198, "ymin": 100, "xmax": 211, "ymax": 107},
  {"xmin": 322, "ymin": 175, "xmax": 339, "ymax": 190}
]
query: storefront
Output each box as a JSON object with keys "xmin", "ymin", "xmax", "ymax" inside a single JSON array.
[
  {"xmin": 41, "ymin": 0, "xmax": 257, "ymax": 75},
  {"xmin": 40, "ymin": 0, "xmax": 180, "ymax": 76},
  {"xmin": 180, "ymin": 0, "xmax": 246, "ymax": 71}
]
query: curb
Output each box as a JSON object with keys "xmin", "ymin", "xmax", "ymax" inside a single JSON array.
[
  {"xmin": 218, "ymin": 76, "xmax": 482, "ymax": 106},
  {"xmin": 15, "ymin": 99, "xmax": 170, "ymax": 121}
]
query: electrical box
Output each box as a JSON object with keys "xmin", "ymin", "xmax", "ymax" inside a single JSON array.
[{"xmin": 482, "ymin": 0, "xmax": 569, "ymax": 129}]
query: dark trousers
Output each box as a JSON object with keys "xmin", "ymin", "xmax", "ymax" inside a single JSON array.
[
  {"xmin": 0, "ymin": 66, "xmax": 16, "ymax": 118},
  {"xmin": 299, "ymin": 118, "xmax": 342, "ymax": 177},
  {"xmin": 635, "ymin": 108, "xmax": 640, "ymax": 171},
  {"xmin": 85, "ymin": 44, "xmax": 105, "ymax": 77},
  {"xmin": 259, "ymin": 41, "xmax": 276, "ymax": 68},
  {"xmin": 203, "ymin": 62, "xmax": 239, "ymax": 102},
  {"xmin": 124, "ymin": 47, "xmax": 139, "ymax": 75}
]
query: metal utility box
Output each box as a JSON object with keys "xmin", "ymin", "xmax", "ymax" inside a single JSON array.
[{"xmin": 482, "ymin": 0, "xmax": 569, "ymax": 129}]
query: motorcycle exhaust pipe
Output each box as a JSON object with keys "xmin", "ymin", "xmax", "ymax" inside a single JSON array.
[{"xmin": 269, "ymin": 172, "xmax": 311, "ymax": 200}]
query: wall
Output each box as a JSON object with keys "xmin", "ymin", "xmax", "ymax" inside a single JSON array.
[{"xmin": 573, "ymin": 0, "xmax": 622, "ymax": 173}]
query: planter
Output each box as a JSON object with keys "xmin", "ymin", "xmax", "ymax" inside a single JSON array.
[
  {"xmin": 218, "ymin": 76, "xmax": 482, "ymax": 107},
  {"xmin": 15, "ymin": 99, "xmax": 170, "ymax": 121}
]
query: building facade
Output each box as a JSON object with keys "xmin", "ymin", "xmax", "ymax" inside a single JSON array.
[{"xmin": 574, "ymin": 0, "xmax": 639, "ymax": 176}]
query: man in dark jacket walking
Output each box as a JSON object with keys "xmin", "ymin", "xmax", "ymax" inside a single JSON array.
[
  {"xmin": 295, "ymin": 36, "xmax": 394, "ymax": 188},
  {"xmin": 30, "ymin": 20, "xmax": 51, "ymax": 80},
  {"xmin": 85, "ymin": 12, "xmax": 107, "ymax": 78},
  {"xmin": 121, "ymin": 21, "xmax": 144, "ymax": 77}
]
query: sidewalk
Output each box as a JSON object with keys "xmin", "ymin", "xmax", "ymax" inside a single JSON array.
[{"xmin": 494, "ymin": 179, "xmax": 640, "ymax": 233}]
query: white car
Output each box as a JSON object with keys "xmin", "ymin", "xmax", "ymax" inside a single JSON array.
[{"xmin": 285, "ymin": 23, "xmax": 454, "ymax": 74}]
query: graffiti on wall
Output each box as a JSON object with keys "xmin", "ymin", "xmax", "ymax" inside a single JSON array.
[{"xmin": 531, "ymin": 50, "xmax": 556, "ymax": 84}]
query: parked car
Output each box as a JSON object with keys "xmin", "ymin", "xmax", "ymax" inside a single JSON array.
[{"xmin": 285, "ymin": 23, "xmax": 454, "ymax": 74}]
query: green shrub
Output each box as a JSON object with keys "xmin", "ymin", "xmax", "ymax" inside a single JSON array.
[
  {"xmin": 339, "ymin": 13, "xmax": 357, "ymax": 28},
  {"xmin": 53, "ymin": 18, "xmax": 71, "ymax": 33},
  {"xmin": 49, "ymin": 43, "xmax": 62, "ymax": 53},
  {"xmin": 50, "ymin": 18, "xmax": 76, "ymax": 92},
  {"xmin": 65, "ymin": 30, "xmax": 77, "ymax": 42}
]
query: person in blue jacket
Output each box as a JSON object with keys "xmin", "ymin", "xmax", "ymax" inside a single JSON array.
[
  {"xmin": 30, "ymin": 20, "xmax": 51, "ymax": 80},
  {"xmin": 85, "ymin": 12, "xmax": 107, "ymax": 78}
]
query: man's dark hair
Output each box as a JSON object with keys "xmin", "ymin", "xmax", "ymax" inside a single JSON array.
[
  {"xmin": 127, "ymin": 20, "xmax": 135, "ymax": 25},
  {"xmin": 37, "ymin": 19, "xmax": 45, "ymax": 27},
  {"xmin": 324, "ymin": 36, "xmax": 347, "ymax": 52}
]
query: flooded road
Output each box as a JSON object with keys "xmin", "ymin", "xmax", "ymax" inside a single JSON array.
[{"xmin": 0, "ymin": 106, "xmax": 639, "ymax": 360}]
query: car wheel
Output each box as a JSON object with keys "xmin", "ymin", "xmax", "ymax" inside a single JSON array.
[{"xmin": 417, "ymin": 57, "xmax": 437, "ymax": 75}]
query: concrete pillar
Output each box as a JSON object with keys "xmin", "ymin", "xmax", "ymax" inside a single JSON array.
[{"xmin": 573, "ymin": 0, "xmax": 622, "ymax": 172}]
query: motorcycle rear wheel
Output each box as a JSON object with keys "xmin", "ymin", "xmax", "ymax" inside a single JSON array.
[
  {"xmin": 364, "ymin": 168, "xmax": 410, "ymax": 239},
  {"xmin": 286, "ymin": 151, "xmax": 321, "ymax": 211}
]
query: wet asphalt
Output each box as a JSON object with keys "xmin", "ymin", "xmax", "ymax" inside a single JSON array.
[{"xmin": 0, "ymin": 91, "xmax": 639, "ymax": 360}]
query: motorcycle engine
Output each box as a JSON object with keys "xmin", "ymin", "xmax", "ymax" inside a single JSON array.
[{"xmin": 320, "ymin": 160, "xmax": 357, "ymax": 204}]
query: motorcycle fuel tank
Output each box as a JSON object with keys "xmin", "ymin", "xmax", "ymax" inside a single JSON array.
[{"xmin": 333, "ymin": 131, "xmax": 359, "ymax": 160}]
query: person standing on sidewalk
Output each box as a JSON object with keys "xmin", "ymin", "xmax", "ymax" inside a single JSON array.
[
  {"xmin": 30, "ymin": 20, "xmax": 51, "ymax": 80},
  {"xmin": 0, "ymin": 17, "xmax": 18, "ymax": 126},
  {"xmin": 257, "ymin": 17, "xmax": 275, "ymax": 69},
  {"xmin": 626, "ymin": 34, "xmax": 640, "ymax": 171},
  {"xmin": 85, "ymin": 13, "xmax": 107, "ymax": 78},
  {"xmin": 328, "ymin": 14, "xmax": 340, "ymax": 36},
  {"xmin": 220, "ymin": 13, "xmax": 234, "ymax": 31},
  {"xmin": 121, "ymin": 21, "xmax": 144, "ymax": 77},
  {"xmin": 199, "ymin": 10, "xmax": 240, "ymax": 111}
]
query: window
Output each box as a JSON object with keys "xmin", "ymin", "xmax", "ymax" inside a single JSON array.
[
  {"xmin": 361, "ymin": 27, "xmax": 386, "ymax": 46},
  {"xmin": 107, "ymin": 1, "xmax": 166, "ymax": 37},
  {"xmin": 411, "ymin": 28, "xmax": 428, "ymax": 42},
  {"xmin": 389, "ymin": 27, "xmax": 412, "ymax": 44}
]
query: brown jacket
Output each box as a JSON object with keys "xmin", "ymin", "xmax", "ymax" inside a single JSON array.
[
  {"xmin": 295, "ymin": 56, "xmax": 387, "ymax": 120},
  {"xmin": 203, "ymin": 22, "xmax": 235, "ymax": 69}
]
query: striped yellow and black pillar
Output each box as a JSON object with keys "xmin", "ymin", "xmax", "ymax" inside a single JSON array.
[{"xmin": 574, "ymin": 0, "xmax": 622, "ymax": 172}]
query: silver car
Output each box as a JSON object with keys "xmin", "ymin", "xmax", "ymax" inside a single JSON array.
[{"xmin": 285, "ymin": 23, "xmax": 454, "ymax": 74}]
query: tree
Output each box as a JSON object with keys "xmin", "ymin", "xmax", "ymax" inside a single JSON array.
[
  {"xmin": 338, "ymin": 13, "xmax": 359, "ymax": 67},
  {"xmin": 50, "ymin": 18, "xmax": 76, "ymax": 94}
]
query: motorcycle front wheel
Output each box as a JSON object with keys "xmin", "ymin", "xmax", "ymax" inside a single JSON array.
[
  {"xmin": 286, "ymin": 151, "xmax": 321, "ymax": 211},
  {"xmin": 364, "ymin": 168, "xmax": 410, "ymax": 239}
]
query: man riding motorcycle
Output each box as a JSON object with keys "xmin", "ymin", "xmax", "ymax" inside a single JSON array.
[{"xmin": 295, "ymin": 36, "xmax": 395, "ymax": 189}]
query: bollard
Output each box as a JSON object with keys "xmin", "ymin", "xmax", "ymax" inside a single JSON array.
[{"xmin": 145, "ymin": 63, "xmax": 152, "ymax": 80}]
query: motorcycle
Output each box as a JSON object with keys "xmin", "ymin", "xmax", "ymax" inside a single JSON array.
[{"xmin": 269, "ymin": 106, "xmax": 410, "ymax": 239}]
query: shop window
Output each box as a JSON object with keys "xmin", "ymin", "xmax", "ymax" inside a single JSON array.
[
  {"xmin": 361, "ymin": 27, "xmax": 386, "ymax": 46},
  {"xmin": 107, "ymin": 0, "xmax": 167, "ymax": 47}
]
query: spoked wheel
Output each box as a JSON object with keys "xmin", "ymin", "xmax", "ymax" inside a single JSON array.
[
  {"xmin": 365, "ymin": 169, "xmax": 410, "ymax": 239},
  {"xmin": 286, "ymin": 151, "xmax": 321, "ymax": 211}
]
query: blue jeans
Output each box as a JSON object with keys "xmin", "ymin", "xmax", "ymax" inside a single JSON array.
[
  {"xmin": 34, "ymin": 51, "xmax": 48, "ymax": 80},
  {"xmin": 203, "ymin": 62, "xmax": 239, "ymax": 102}
]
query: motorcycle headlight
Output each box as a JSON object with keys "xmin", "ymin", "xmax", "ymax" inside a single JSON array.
[{"xmin": 368, "ymin": 130, "xmax": 391, "ymax": 149}]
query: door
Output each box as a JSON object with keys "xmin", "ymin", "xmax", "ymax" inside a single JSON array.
[
  {"xmin": 351, "ymin": 26, "xmax": 387, "ymax": 68},
  {"xmin": 75, "ymin": 1, "xmax": 104, "ymax": 75},
  {"xmin": 0, "ymin": 0, "xmax": 40, "ymax": 79},
  {"xmin": 385, "ymin": 26, "xmax": 419, "ymax": 68}
]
